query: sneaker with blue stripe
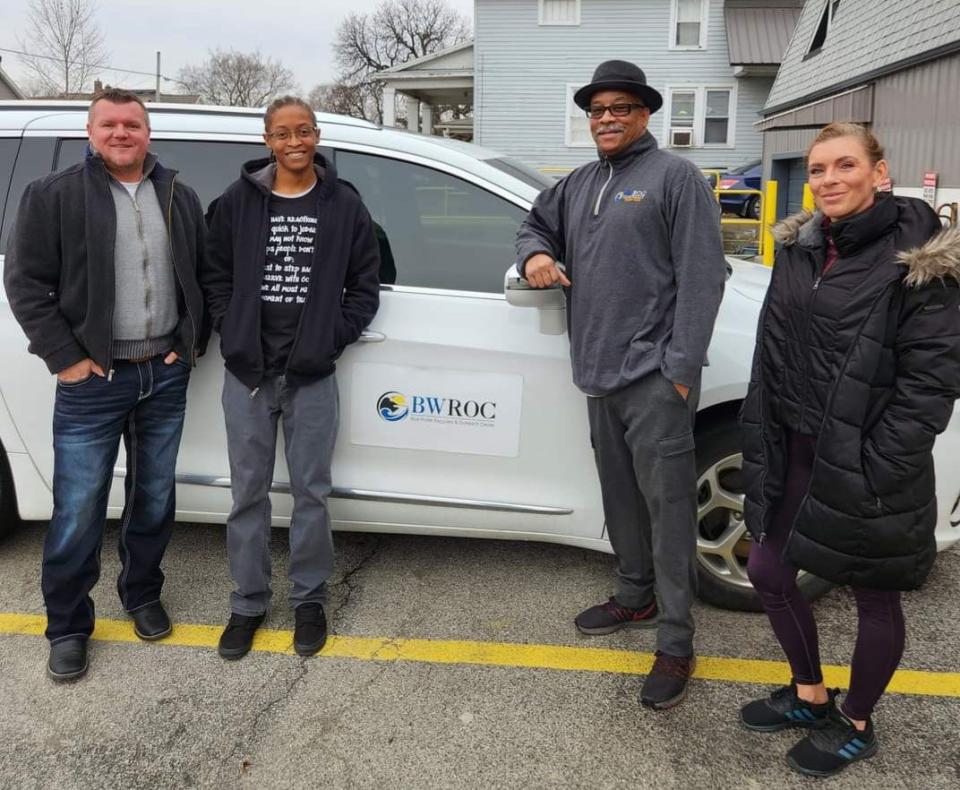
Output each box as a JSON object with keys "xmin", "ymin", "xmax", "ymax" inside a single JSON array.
[
  {"xmin": 739, "ymin": 683, "xmax": 838, "ymax": 732},
  {"xmin": 786, "ymin": 707, "xmax": 878, "ymax": 777}
]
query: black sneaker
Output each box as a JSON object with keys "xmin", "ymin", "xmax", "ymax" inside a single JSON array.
[
  {"xmin": 740, "ymin": 684, "xmax": 838, "ymax": 732},
  {"xmin": 218, "ymin": 613, "xmax": 265, "ymax": 660},
  {"xmin": 293, "ymin": 603, "xmax": 328, "ymax": 657},
  {"xmin": 640, "ymin": 651, "xmax": 695, "ymax": 710},
  {"xmin": 575, "ymin": 596, "xmax": 658, "ymax": 635},
  {"xmin": 786, "ymin": 707, "xmax": 878, "ymax": 777}
]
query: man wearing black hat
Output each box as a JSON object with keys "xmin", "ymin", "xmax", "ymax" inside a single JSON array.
[{"xmin": 515, "ymin": 60, "xmax": 726, "ymax": 709}]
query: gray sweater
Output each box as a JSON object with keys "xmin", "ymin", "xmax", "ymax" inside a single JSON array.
[
  {"xmin": 515, "ymin": 132, "xmax": 726, "ymax": 396},
  {"xmin": 108, "ymin": 153, "xmax": 178, "ymax": 360}
]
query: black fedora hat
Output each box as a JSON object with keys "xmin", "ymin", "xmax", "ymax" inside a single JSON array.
[{"xmin": 573, "ymin": 60, "xmax": 663, "ymax": 114}]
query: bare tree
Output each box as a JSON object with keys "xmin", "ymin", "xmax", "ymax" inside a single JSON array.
[
  {"xmin": 17, "ymin": 0, "xmax": 108, "ymax": 96},
  {"xmin": 178, "ymin": 49, "xmax": 297, "ymax": 107},
  {"xmin": 308, "ymin": 82, "xmax": 374, "ymax": 120},
  {"xmin": 320, "ymin": 0, "xmax": 471, "ymax": 122}
]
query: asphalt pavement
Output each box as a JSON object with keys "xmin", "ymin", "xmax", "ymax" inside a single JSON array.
[{"xmin": 0, "ymin": 520, "xmax": 958, "ymax": 789}]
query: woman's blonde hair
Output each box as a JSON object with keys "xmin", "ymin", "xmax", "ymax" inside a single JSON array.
[{"xmin": 806, "ymin": 122, "xmax": 885, "ymax": 165}]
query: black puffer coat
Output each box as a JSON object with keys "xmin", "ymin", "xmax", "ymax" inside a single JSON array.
[{"xmin": 740, "ymin": 195, "xmax": 960, "ymax": 590}]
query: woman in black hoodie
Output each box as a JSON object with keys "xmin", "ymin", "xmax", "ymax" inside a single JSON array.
[
  {"xmin": 737, "ymin": 123, "xmax": 960, "ymax": 777},
  {"xmin": 202, "ymin": 97, "xmax": 379, "ymax": 662}
]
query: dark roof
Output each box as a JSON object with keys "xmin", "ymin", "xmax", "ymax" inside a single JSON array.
[
  {"xmin": 764, "ymin": 0, "xmax": 960, "ymax": 113},
  {"xmin": 725, "ymin": 2, "xmax": 804, "ymax": 65}
]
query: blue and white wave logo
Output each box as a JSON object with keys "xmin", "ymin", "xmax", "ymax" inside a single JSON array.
[{"xmin": 377, "ymin": 391, "xmax": 409, "ymax": 422}]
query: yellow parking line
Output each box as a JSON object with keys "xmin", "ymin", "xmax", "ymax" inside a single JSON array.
[{"xmin": 2, "ymin": 612, "xmax": 958, "ymax": 698}]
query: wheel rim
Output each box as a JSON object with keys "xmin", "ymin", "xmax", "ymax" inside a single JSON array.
[{"xmin": 696, "ymin": 451, "xmax": 753, "ymax": 589}]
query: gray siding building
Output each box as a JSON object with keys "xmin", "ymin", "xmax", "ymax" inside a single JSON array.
[
  {"xmin": 759, "ymin": 0, "xmax": 960, "ymax": 218},
  {"xmin": 475, "ymin": 0, "xmax": 801, "ymax": 172}
]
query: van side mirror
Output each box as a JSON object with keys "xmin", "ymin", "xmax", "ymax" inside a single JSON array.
[{"xmin": 504, "ymin": 263, "xmax": 566, "ymax": 335}]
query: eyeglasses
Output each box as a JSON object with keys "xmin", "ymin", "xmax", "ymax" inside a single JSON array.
[
  {"xmin": 586, "ymin": 103, "xmax": 646, "ymax": 119},
  {"xmin": 265, "ymin": 126, "xmax": 317, "ymax": 142}
]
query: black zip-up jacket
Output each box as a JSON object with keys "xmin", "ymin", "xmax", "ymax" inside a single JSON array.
[
  {"xmin": 740, "ymin": 195, "xmax": 960, "ymax": 590},
  {"xmin": 202, "ymin": 154, "xmax": 380, "ymax": 389},
  {"xmin": 3, "ymin": 153, "xmax": 207, "ymax": 374}
]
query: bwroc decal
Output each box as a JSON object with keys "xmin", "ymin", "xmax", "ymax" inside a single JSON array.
[{"xmin": 377, "ymin": 390, "xmax": 497, "ymax": 427}]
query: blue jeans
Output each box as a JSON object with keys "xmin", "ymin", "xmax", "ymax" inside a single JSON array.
[{"xmin": 42, "ymin": 357, "xmax": 190, "ymax": 643}]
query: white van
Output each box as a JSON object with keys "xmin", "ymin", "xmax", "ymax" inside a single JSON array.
[{"xmin": 2, "ymin": 101, "xmax": 958, "ymax": 610}]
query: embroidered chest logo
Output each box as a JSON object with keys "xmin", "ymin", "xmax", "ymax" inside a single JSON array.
[{"xmin": 614, "ymin": 189, "xmax": 647, "ymax": 203}]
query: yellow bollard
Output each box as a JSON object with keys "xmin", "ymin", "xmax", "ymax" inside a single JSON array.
[
  {"xmin": 762, "ymin": 180, "xmax": 778, "ymax": 267},
  {"xmin": 802, "ymin": 183, "xmax": 815, "ymax": 213}
]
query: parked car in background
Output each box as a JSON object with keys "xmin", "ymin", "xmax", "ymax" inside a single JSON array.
[
  {"xmin": 717, "ymin": 160, "xmax": 762, "ymax": 219},
  {"xmin": 1, "ymin": 102, "xmax": 958, "ymax": 613}
]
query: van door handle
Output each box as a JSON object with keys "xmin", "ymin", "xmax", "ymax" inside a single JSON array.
[{"xmin": 359, "ymin": 331, "xmax": 386, "ymax": 343}]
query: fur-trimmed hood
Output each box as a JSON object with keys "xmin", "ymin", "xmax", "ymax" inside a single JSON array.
[
  {"xmin": 771, "ymin": 209, "xmax": 815, "ymax": 245},
  {"xmin": 899, "ymin": 225, "xmax": 960, "ymax": 286},
  {"xmin": 771, "ymin": 199, "xmax": 960, "ymax": 288}
]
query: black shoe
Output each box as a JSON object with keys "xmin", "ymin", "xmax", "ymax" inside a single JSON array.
[
  {"xmin": 129, "ymin": 602, "xmax": 172, "ymax": 641},
  {"xmin": 786, "ymin": 707, "xmax": 878, "ymax": 777},
  {"xmin": 575, "ymin": 596, "xmax": 658, "ymax": 635},
  {"xmin": 640, "ymin": 651, "xmax": 695, "ymax": 710},
  {"xmin": 740, "ymin": 684, "xmax": 838, "ymax": 732},
  {"xmin": 218, "ymin": 613, "xmax": 265, "ymax": 660},
  {"xmin": 294, "ymin": 603, "xmax": 328, "ymax": 657},
  {"xmin": 47, "ymin": 638, "xmax": 88, "ymax": 681}
]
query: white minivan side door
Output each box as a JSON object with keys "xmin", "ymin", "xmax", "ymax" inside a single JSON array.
[{"xmin": 325, "ymin": 148, "xmax": 605, "ymax": 546}]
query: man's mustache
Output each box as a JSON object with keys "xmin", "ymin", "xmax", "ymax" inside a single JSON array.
[{"xmin": 596, "ymin": 124, "xmax": 625, "ymax": 134}]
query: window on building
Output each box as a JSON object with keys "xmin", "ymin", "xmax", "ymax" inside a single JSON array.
[
  {"xmin": 807, "ymin": 0, "xmax": 840, "ymax": 55},
  {"xmin": 671, "ymin": 0, "xmax": 707, "ymax": 49},
  {"xmin": 671, "ymin": 90, "xmax": 697, "ymax": 131},
  {"xmin": 665, "ymin": 87, "xmax": 734, "ymax": 147},
  {"xmin": 539, "ymin": 0, "xmax": 580, "ymax": 26},
  {"xmin": 565, "ymin": 84, "xmax": 594, "ymax": 147},
  {"xmin": 704, "ymin": 90, "xmax": 730, "ymax": 144}
]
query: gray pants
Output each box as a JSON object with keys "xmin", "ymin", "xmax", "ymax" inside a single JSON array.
[
  {"xmin": 587, "ymin": 370, "xmax": 701, "ymax": 656},
  {"xmin": 222, "ymin": 370, "xmax": 338, "ymax": 616}
]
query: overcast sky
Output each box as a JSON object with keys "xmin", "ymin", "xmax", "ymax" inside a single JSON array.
[{"xmin": 0, "ymin": 0, "xmax": 475, "ymax": 94}]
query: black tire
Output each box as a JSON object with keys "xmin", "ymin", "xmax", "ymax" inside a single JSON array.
[
  {"xmin": 743, "ymin": 195, "xmax": 761, "ymax": 221},
  {"xmin": 0, "ymin": 444, "xmax": 21, "ymax": 541},
  {"xmin": 694, "ymin": 417, "xmax": 832, "ymax": 611}
]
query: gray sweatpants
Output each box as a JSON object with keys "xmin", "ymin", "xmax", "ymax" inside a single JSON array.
[
  {"xmin": 587, "ymin": 370, "xmax": 701, "ymax": 657},
  {"xmin": 222, "ymin": 370, "xmax": 338, "ymax": 616}
]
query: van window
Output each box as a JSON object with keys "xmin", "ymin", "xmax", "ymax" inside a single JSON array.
[
  {"xmin": 56, "ymin": 138, "xmax": 270, "ymax": 213},
  {"xmin": 0, "ymin": 138, "xmax": 20, "ymax": 232},
  {"xmin": 0, "ymin": 138, "xmax": 57, "ymax": 256},
  {"xmin": 336, "ymin": 151, "xmax": 527, "ymax": 294}
]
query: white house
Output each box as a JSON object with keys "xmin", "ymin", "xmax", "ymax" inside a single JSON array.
[{"xmin": 473, "ymin": 0, "xmax": 802, "ymax": 172}]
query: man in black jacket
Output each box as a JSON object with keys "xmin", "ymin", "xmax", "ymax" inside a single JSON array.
[
  {"xmin": 203, "ymin": 97, "xmax": 379, "ymax": 660},
  {"xmin": 3, "ymin": 89, "xmax": 207, "ymax": 681}
]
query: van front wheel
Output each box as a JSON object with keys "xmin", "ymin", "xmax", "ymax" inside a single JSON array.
[{"xmin": 694, "ymin": 419, "xmax": 832, "ymax": 611}]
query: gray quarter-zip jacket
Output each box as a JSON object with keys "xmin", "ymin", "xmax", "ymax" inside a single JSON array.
[{"xmin": 515, "ymin": 132, "xmax": 726, "ymax": 395}]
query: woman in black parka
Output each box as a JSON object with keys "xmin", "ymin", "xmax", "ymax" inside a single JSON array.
[{"xmin": 737, "ymin": 123, "xmax": 960, "ymax": 777}]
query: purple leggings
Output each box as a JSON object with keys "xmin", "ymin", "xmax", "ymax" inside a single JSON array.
[{"xmin": 747, "ymin": 433, "xmax": 905, "ymax": 721}]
